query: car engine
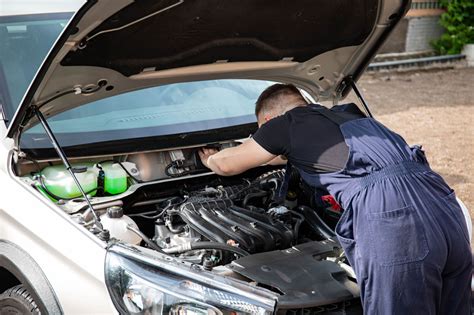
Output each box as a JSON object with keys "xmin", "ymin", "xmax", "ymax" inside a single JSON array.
[
  {"xmin": 19, "ymin": 148, "xmax": 360, "ymax": 311},
  {"xmin": 18, "ymin": 142, "xmax": 347, "ymax": 268},
  {"xmin": 20, "ymin": 147, "xmax": 343, "ymax": 268},
  {"xmin": 155, "ymin": 171, "xmax": 294, "ymax": 261},
  {"xmin": 121, "ymin": 168, "xmax": 340, "ymax": 269}
]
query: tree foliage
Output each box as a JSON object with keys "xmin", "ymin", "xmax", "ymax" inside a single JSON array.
[{"xmin": 432, "ymin": 0, "xmax": 474, "ymax": 55}]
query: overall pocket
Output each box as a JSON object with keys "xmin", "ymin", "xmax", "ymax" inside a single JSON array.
[
  {"xmin": 368, "ymin": 205, "xmax": 429, "ymax": 266},
  {"xmin": 335, "ymin": 207, "xmax": 357, "ymax": 267}
]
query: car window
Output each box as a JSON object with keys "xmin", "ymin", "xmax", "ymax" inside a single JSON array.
[
  {"xmin": 21, "ymin": 79, "xmax": 275, "ymax": 148},
  {"xmin": 0, "ymin": 13, "xmax": 72, "ymax": 122}
]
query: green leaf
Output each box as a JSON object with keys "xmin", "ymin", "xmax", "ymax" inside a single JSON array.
[{"xmin": 431, "ymin": 0, "xmax": 474, "ymax": 54}]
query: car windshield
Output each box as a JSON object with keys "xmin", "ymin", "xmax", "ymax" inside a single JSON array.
[
  {"xmin": 0, "ymin": 12, "xmax": 74, "ymax": 122},
  {"xmin": 20, "ymin": 79, "xmax": 275, "ymax": 150},
  {"xmin": 0, "ymin": 12, "xmax": 275, "ymax": 153}
]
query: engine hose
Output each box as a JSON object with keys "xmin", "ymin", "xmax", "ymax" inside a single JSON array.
[
  {"xmin": 164, "ymin": 212, "xmax": 186, "ymax": 233},
  {"xmin": 164, "ymin": 241, "xmax": 250, "ymax": 257},
  {"xmin": 229, "ymin": 170, "xmax": 285, "ymax": 199},
  {"xmin": 242, "ymin": 190, "xmax": 268, "ymax": 208},
  {"xmin": 289, "ymin": 210, "xmax": 305, "ymax": 242},
  {"xmin": 126, "ymin": 225, "xmax": 165, "ymax": 253},
  {"xmin": 167, "ymin": 223, "xmax": 185, "ymax": 234},
  {"xmin": 165, "ymin": 161, "xmax": 203, "ymax": 178},
  {"xmin": 228, "ymin": 182, "xmax": 258, "ymax": 199},
  {"xmin": 298, "ymin": 205, "xmax": 337, "ymax": 241},
  {"xmin": 293, "ymin": 219, "xmax": 303, "ymax": 241},
  {"xmin": 291, "ymin": 216, "xmax": 303, "ymax": 241}
]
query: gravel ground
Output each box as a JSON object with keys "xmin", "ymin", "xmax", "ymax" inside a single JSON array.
[{"xmin": 348, "ymin": 66, "xmax": 474, "ymax": 236}]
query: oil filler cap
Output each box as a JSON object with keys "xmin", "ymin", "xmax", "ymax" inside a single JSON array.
[{"xmin": 107, "ymin": 206, "xmax": 123, "ymax": 218}]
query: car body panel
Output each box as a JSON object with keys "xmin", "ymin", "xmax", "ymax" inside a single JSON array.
[{"xmin": 0, "ymin": 131, "xmax": 116, "ymax": 313}]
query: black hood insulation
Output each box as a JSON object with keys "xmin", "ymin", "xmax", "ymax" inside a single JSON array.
[{"xmin": 62, "ymin": 0, "xmax": 378, "ymax": 76}]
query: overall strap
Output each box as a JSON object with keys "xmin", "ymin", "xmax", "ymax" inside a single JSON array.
[
  {"xmin": 310, "ymin": 106, "xmax": 347, "ymax": 126},
  {"xmin": 276, "ymin": 106, "xmax": 347, "ymax": 202}
]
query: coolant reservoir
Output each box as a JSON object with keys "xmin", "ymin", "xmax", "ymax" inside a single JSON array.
[
  {"xmin": 100, "ymin": 206, "xmax": 142, "ymax": 245},
  {"xmin": 101, "ymin": 162, "xmax": 128, "ymax": 195},
  {"xmin": 41, "ymin": 164, "xmax": 98, "ymax": 199}
]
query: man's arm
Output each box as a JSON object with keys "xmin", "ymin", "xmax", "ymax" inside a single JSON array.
[
  {"xmin": 267, "ymin": 155, "xmax": 287, "ymax": 166},
  {"xmin": 199, "ymin": 139, "xmax": 277, "ymax": 176}
]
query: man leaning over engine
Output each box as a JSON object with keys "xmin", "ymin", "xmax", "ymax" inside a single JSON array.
[{"xmin": 199, "ymin": 83, "xmax": 471, "ymax": 314}]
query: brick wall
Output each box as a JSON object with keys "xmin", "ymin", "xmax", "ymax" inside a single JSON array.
[
  {"xmin": 379, "ymin": 1, "xmax": 445, "ymax": 54},
  {"xmin": 405, "ymin": 16, "xmax": 445, "ymax": 52}
]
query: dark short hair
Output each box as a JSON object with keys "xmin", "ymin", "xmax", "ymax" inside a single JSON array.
[{"xmin": 255, "ymin": 83, "xmax": 304, "ymax": 117}]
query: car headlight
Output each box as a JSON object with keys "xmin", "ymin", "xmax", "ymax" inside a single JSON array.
[{"xmin": 105, "ymin": 244, "xmax": 276, "ymax": 315}]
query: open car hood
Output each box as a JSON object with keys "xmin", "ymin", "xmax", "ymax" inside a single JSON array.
[{"xmin": 7, "ymin": 0, "xmax": 410, "ymax": 138}]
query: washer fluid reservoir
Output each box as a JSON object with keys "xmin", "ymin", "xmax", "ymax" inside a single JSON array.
[
  {"xmin": 100, "ymin": 206, "xmax": 142, "ymax": 245},
  {"xmin": 101, "ymin": 162, "xmax": 128, "ymax": 195},
  {"xmin": 41, "ymin": 164, "xmax": 98, "ymax": 199}
]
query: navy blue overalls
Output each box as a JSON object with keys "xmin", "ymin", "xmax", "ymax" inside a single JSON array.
[{"xmin": 286, "ymin": 105, "xmax": 471, "ymax": 314}]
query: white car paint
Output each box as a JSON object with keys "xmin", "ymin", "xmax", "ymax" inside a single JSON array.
[
  {"xmin": 0, "ymin": 124, "xmax": 116, "ymax": 313},
  {"xmin": 0, "ymin": 5, "xmax": 114, "ymax": 310}
]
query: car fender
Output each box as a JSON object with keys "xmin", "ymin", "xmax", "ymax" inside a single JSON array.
[
  {"xmin": 0, "ymin": 240, "xmax": 63, "ymax": 314},
  {"xmin": 0, "ymin": 149, "xmax": 117, "ymax": 314}
]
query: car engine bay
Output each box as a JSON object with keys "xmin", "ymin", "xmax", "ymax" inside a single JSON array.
[{"xmin": 17, "ymin": 144, "xmax": 360, "ymax": 308}]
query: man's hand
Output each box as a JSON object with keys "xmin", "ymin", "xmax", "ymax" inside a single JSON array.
[
  {"xmin": 198, "ymin": 147, "xmax": 219, "ymax": 168},
  {"xmin": 197, "ymin": 139, "xmax": 276, "ymax": 176}
]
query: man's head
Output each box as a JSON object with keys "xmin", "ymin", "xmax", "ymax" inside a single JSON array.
[{"xmin": 255, "ymin": 83, "xmax": 307, "ymax": 126}]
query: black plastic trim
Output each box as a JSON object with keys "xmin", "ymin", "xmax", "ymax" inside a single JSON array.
[
  {"xmin": 21, "ymin": 122, "xmax": 257, "ymax": 159},
  {"xmin": 0, "ymin": 240, "xmax": 63, "ymax": 314}
]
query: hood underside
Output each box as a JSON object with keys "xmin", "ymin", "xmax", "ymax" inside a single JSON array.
[
  {"xmin": 63, "ymin": 0, "xmax": 376, "ymax": 76},
  {"xmin": 7, "ymin": 0, "xmax": 410, "ymax": 137}
]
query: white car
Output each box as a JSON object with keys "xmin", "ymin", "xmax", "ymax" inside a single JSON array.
[{"xmin": 0, "ymin": 0, "xmax": 471, "ymax": 314}]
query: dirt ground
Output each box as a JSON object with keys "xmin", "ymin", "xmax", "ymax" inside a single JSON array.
[{"xmin": 348, "ymin": 66, "xmax": 474, "ymax": 233}]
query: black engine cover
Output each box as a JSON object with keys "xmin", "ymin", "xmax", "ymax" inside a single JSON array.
[
  {"xmin": 178, "ymin": 199, "xmax": 293, "ymax": 253},
  {"xmin": 230, "ymin": 241, "xmax": 359, "ymax": 309}
]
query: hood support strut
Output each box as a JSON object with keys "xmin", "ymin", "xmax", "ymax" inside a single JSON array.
[
  {"xmin": 33, "ymin": 106, "xmax": 110, "ymax": 241},
  {"xmin": 349, "ymin": 77, "xmax": 373, "ymax": 118}
]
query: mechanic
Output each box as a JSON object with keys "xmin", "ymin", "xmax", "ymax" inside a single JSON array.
[{"xmin": 199, "ymin": 84, "xmax": 471, "ymax": 314}]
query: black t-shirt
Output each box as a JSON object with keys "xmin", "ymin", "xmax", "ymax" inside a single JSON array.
[{"xmin": 253, "ymin": 104, "xmax": 365, "ymax": 173}]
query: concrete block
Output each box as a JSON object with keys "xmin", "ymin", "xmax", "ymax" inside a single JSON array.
[{"xmin": 462, "ymin": 44, "xmax": 474, "ymax": 67}]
